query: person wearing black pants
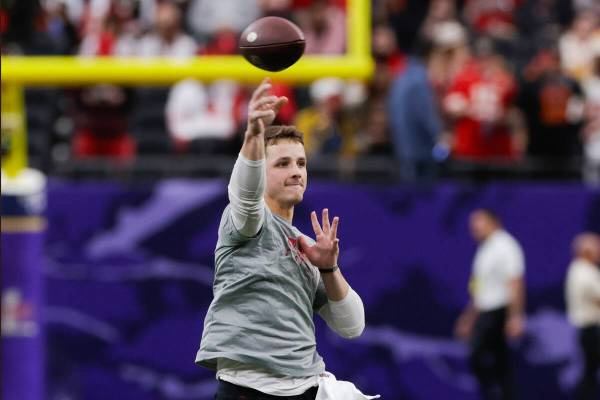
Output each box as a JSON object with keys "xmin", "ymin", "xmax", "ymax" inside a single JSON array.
[
  {"xmin": 215, "ymin": 380, "xmax": 318, "ymax": 400},
  {"xmin": 566, "ymin": 233, "xmax": 600, "ymax": 400},
  {"xmin": 455, "ymin": 210, "xmax": 526, "ymax": 400},
  {"xmin": 574, "ymin": 326, "xmax": 600, "ymax": 400},
  {"xmin": 469, "ymin": 307, "xmax": 513, "ymax": 400}
]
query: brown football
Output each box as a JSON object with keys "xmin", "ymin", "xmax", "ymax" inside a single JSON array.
[{"xmin": 239, "ymin": 17, "xmax": 305, "ymax": 72}]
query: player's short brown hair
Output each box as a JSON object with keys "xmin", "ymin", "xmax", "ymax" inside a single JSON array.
[{"xmin": 264, "ymin": 125, "xmax": 304, "ymax": 147}]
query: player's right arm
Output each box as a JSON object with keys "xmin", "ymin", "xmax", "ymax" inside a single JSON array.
[
  {"xmin": 454, "ymin": 301, "xmax": 478, "ymax": 340},
  {"xmin": 228, "ymin": 78, "xmax": 287, "ymax": 237}
]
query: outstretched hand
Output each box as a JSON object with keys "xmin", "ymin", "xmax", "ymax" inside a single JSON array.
[
  {"xmin": 299, "ymin": 209, "xmax": 339, "ymax": 269},
  {"xmin": 247, "ymin": 77, "xmax": 288, "ymax": 136}
]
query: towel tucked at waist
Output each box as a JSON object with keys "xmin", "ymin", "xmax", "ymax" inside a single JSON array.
[{"xmin": 316, "ymin": 372, "xmax": 380, "ymax": 400}]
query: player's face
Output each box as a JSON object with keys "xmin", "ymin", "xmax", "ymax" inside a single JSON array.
[
  {"xmin": 265, "ymin": 140, "xmax": 307, "ymax": 207},
  {"xmin": 469, "ymin": 212, "xmax": 495, "ymax": 242}
]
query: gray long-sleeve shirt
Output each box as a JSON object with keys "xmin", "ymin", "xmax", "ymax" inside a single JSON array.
[{"xmin": 195, "ymin": 154, "xmax": 364, "ymax": 378}]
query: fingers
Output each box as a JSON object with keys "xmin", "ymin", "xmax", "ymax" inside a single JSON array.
[
  {"xmin": 322, "ymin": 209, "xmax": 330, "ymax": 234},
  {"xmin": 249, "ymin": 109, "xmax": 275, "ymax": 122},
  {"xmin": 248, "ymin": 79, "xmax": 287, "ymax": 131},
  {"xmin": 311, "ymin": 211, "xmax": 323, "ymax": 236},
  {"xmin": 273, "ymin": 96, "xmax": 288, "ymax": 113},
  {"xmin": 312, "ymin": 209, "xmax": 339, "ymax": 239},
  {"xmin": 330, "ymin": 216, "xmax": 339, "ymax": 240},
  {"xmin": 250, "ymin": 78, "xmax": 272, "ymax": 104},
  {"xmin": 251, "ymin": 95, "xmax": 279, "ymax": 111}
]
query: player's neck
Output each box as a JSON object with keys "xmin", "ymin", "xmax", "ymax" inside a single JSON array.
[
  {"xmin": 266, "ymin": 198, "xmax": 294, "ymax": 222},
  {"xmin": 578, "ymin": 256, "xmax": 598, "ymax": 267}
]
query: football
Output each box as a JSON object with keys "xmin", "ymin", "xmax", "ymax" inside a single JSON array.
[{"xmin": 239, "ymin": 17, "xmax": 305, "ymax": 72}]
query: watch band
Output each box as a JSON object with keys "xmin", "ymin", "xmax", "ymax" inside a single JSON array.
[{"xmin": 318, "ymin": 265, "xmax": 339, "ymax": 273}]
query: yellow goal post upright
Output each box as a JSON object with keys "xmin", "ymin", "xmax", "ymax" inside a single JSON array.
[{"xmin": 0, "ymin": 0, "xmax": 372, "ymax": 179}]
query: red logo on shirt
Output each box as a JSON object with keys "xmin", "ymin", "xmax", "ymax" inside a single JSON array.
[{"xmin": 286, "ymin": 237, "xmax": 309, "ymax": 265}]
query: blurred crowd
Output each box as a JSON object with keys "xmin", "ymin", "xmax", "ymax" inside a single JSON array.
[{"xmin": 2, "ymin": 0, "xmax": 600, "ymax": 184}]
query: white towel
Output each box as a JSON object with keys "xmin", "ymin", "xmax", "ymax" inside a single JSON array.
[{"xmin": 316, "ymin": 372, "xmax": 380, "ymax": 400}]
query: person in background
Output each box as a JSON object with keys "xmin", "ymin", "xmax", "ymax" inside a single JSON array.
[
  {"xmin": 455, "ymin": 209, "xmax": 526, "ymax": 400},
  {"xmin": 386, "ymin": 39, "xmax": 443, "ymax": 182},
  {"xmin": 518, "ymin": 46, "xmax": 585, "ymax": 176},
  {"xmin": 443, "ymin": 37, "xmax": 526, "ymax": 162},
  {"xmin": 70, "ymin": 83, "xmax": 135, "ymax": 159},
  {"xmin": 419, "ymin": 0, "xmax": 458, "ymax": 45},
  {"xmin": 372, "ymin": 23, "xmax": 408, "ymax": 81},
  {"xmin": 297, "ymin": 0, "xmax": 345, "ymax": 55},
  {"xmin": 427, "ymin": 20, "xmax": 471, "ymax": 97},
  {"xmin": 138, "ymin": 1, "xmax": 196, "ymax": 58},
  {"xmin": 559, "ymin": 9, "xmax": 600, "ymax": 83},
  {"xmin": 582, "ymin": 54, "xmax": 600, "ymax": 185},
  {"xmin": 40, "ymin": 0, "xmax": 79, "ymax": 54},
  {"xmin": 294, "ymin": 77, "xmax": 366, "ymax": 158},
  {"xmin": 573, "ymin": 0, "xmax": 600, "ymax": 15},
  {"xmin": 462, "ymin": 0, "xmax": 521, "ymax": 59},
  {"xmin": 72, "ymin": 1, "xmax": 138, "ymax": 160},
  {"xmin": 379, "ymin": 0, "xmax": 429, "ymax": 54},
  {"xmin": 165, "ymin": 24, "xmax": 241, "ymax": 154},
  {"xmin": 353, "ymin": 23, "xmax": 401, "ymax": 158},
  {"xmin": 79, "ymin": 0, "xmax": 138, "ymax": 57},
  {"xmin": 165, "ymin": 79, "xmax": 239, "ymax": 154},
  {"xmin": 427, "ymin": 20, "xmax": 470, "ymax": 155},
  {"xmin": 294, "ymin": 78, "xmax": 345, "ymax": 156},
  {"xmin": 338, "ymin": 80, "xmax": 369, "ymax": 158},
  {"xmin": 186, "ymin": 0, "xmax": 259, "ymax": 43},
  {"xmin": 565, "ymin": 232, "xmax": 600, "ymax": 400}
]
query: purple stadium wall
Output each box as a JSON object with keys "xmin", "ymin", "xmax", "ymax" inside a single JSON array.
[{"xmin": 41, "ymin": 179, "xmax": 600, "ymax": 399}]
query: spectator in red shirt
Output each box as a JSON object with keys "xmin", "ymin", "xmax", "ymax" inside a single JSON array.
[
  {"xmin": 443, "ymin": 37, "xmax": 526, "ymax": 161},
  {"xmin": 72, "ymin": 2, "xmax": 139, "ymax": 160},
  {"xmin": 463, "ymin": 0, "xmax": 521, "ymax": 40},
  {"xmin": 71, "ymin": 84, "xmax": 136, "ymax": 160},
  {"xmin": 463, "ymin": 0, "xmax": 523, "ymax": 61}
]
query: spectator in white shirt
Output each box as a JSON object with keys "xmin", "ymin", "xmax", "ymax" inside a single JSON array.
[
  {"xmin": 559, "ymin": 9, "xmax": 600, "ymax": 82},
  {"xmin": 455, "ymin": 209, "xmax": 525, "ymax": 400},
  {"xmin": 186, "ymin": 0, "xmax": 260, "ymax": 42},
  {"xmin": 138, "ymin": 1, "xmax": 196, "ymax": 58},
  {"xmin": 583, "ymin": 55, "xmax": 600, "ymax": 186},
  {"xmin": 565, "ymin": 232, "xmax": 600, "ymax": 400},
  {"xmin": 165, "ymin": 79, "xmax": 239, "ymax": 152}
]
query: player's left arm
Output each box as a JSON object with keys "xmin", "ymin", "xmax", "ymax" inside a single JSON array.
[
  {"xmin": 506, "ymin": 277, "xmax": 525, "ymax": 339},
  {"xmin": 299, "ymin": 209, "xmax": 365, "ymax": 338},
  {"xmin": 505, "ymin": 242, "xmax": 526, "ymax": 339},
  {"xmin": 318, "ymin": 288, "xmax": 365, "ymax": 339}
]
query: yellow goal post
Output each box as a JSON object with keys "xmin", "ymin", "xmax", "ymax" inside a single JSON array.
[{"xmin": 0, "ymin": 0, "xmax": 373, "ymax": 177}]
